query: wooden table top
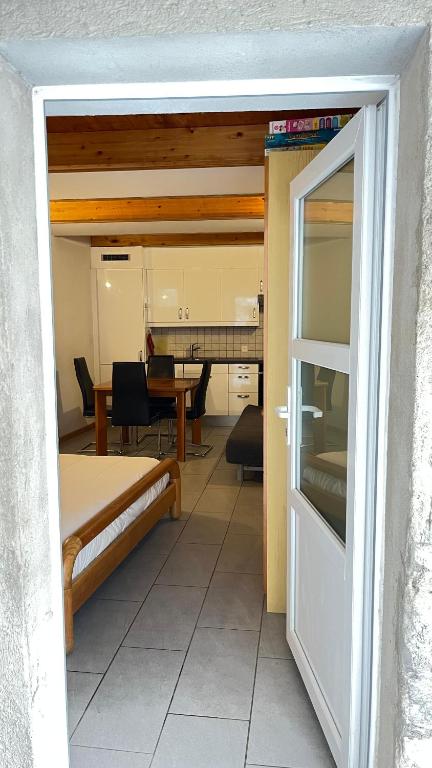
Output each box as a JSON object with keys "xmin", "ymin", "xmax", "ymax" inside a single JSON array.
[{"xmin": 94, "ymin": 378, "xmax": 200, "ymax": 395}]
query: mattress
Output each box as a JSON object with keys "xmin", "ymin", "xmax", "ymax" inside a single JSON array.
[
  {"xmin": 60, "ymin": 454, "xmax": 169, "ymax": 579},
  {"xmin": 302, "ymin": 451, "xmax": 347, "ymax": 499}
]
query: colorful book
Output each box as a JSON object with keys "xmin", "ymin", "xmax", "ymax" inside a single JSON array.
[
  {"xmin": 264, "ymin": 129, "xmax": 339, "ymax": 150},
  {"xmin": 269, "ymin": 114, "xmax": 352, "ymax": 134}
]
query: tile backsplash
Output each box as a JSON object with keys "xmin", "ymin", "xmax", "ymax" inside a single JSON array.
[{"xmin": 150, "ymin": 309, "xmax": 263, "ymax": 359}]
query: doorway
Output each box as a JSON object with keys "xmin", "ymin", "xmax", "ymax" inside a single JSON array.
[{"xmin": 31, "ymin": 78, "xmax": 398, "ymax": 768}]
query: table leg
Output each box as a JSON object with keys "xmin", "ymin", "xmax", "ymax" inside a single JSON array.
[
  {"xmin": 121, "ymin": 427, "xmax": 130, "ymax": 444},
  {"xmin": 95, "ymin": 390, "xmax": 108, "ymax": 455},
  {"xmin": 191, "ymin": 418, "xmax": 201, "ymax": 445},
  {"xmin": 176, "ymin": 391, "xmax": 186, "ymax": 462}
]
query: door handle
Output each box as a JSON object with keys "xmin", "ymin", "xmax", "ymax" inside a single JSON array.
[
  {"xmin": 275, "ymin": 405, "xmax": 290, "ymax": 419},
  {"xmin": 302, "ymin": 404, "xmax": 323, "ymax": 419},
  {"xmin": 178, "ymin": 307, "xmax": 182, "ymax": 320}
]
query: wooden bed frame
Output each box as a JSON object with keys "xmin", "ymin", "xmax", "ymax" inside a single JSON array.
[{"xmin": 62, "ymin": 457, "xmax": 180, "ymax": 654}]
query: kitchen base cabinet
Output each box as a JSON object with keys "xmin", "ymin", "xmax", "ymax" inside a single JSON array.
[
  {"xmin": 206, "ymin": 368, "xmax": 229, "ymax": 416},
  {"xmin": 228, "ymin": 391, "xmax": 259, "ymax": 414}
]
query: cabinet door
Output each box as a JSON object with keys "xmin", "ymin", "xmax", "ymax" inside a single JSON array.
[
  {"xmin": 147, "ymin": 269, "xmax": 183, "ymax": 324},
  {"xmin": 183, "ymin": 269, "xmax": 221, "ymax": 323},
  {"xmin": 220, "ymin": 268, "xmax": 259, "ymax": 324},
  {"xmin": 206, "ymin": 372, "xmax": 229, "ymax": 416},
  {"xmin": 97, "ymin": 269, "xmax": 144, "ymax": 364}
]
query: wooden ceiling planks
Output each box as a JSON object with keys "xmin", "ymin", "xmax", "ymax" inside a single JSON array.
[{"xmin": 46, "ymin": 109, "xmax": 356, "ymax": 172}]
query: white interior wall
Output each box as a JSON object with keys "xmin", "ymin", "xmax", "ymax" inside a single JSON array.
[{"xmin": 51, "ymin": 235, "xmax": 93, "ymax": 436}]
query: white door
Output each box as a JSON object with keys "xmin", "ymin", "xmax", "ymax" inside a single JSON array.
[
  {"xmin": 147, "ymin": 268, "xmax": 183, "ymax": 324},
  {"xmin": 285, "ymin": 108, "xmax": 380, "ymax": 767},
  {"xmin": 97, "ymin": 268, "xmax": 144, "ymax": 366},
  {"xmin": 220, "ymin": 268, "xmax": 259, "ymax": 325},
  {"xmin": 183, "ymin": 268, "xmax": 221, "ymax": 323}
]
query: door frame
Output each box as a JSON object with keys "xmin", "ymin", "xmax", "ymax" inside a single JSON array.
[{"xmin": 31, "ymin": 75, "xmax": 399, "ymax": 768}]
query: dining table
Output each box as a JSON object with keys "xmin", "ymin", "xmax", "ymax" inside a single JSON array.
[{"xmin": 93, "ymin": 377, "xmax": 200, "ymax": 462}]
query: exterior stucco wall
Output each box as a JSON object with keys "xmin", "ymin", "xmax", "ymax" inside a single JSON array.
[
  {"xmin": 396, "ymin": 34, "xmax": 432, "ymax": 768},
  {"xmin": 0, "ymin": 0, "xmax": 430, "ymax": 37},
  {"xmin": 0, "ymin": 4, "xmax": 431, "ymax": 768},
  {"xmin": 0, "ymin": 58, "xmax": 69, "ymax": 768}
]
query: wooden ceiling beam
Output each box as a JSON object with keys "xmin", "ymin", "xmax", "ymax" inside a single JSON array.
[
  {"xmin": 47, "ymin": 124, "xmax": 268, "ymax": 171},
  {"xmin": 50, "ymin": 194, "xmax": 265, "ymax": 223},
  {"xmin": 90, "ymin": 232, "xmax": 264, "ymax": 247}
]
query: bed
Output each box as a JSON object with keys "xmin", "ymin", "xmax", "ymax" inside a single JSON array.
[
  {"xmin": 60, "ymin": 453, "xmax": 181, "ymax": 653},
  {"xmin": 301, "ymin": 450, "xmax": 347, "ymax": 541}
]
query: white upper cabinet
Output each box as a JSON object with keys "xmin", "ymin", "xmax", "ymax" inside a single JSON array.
[
  {"xmin": 145, "ymin": 246, "xmax": 263, "ymax": 327},
  {"xmin": 220, "ymin": 268, "xmax": 259, "ymax": 324},
  {"xmin": 183, "ymin": 268, "xmax": 221, "ymax": 323},
  {"xmin": 147, "ymin": 269, "xmax": 183, "ymax": 324},
  {"xmin": 96, "ymin": 268, "xmax": 144, "ymax": 364}
]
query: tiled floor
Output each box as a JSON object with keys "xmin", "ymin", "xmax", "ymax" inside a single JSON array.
[{"xmin": 62, "ymin": 423, "xmax": 335, "ymax": 768}]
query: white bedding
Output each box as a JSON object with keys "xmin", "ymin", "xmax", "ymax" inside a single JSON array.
[
  {"xmin": 60, "ymin": 454, "xmax": 169, "ymax": 579},
  {"xmin": 303, "ymin": 451, "xmax": 347, "ymax": 499}
]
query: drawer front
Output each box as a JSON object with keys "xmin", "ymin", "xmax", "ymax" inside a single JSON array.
[
  {"xmin": 229, "ymin": 363, "xmax": 259, "ymax": 375},
  {"xmin": 175, "ymin": 364, "xmax": 184, "ymax": 377},
  {"xmin": 229, "ymin": 373, "xmax": 258, "ymax": 393},
  {"xmin": 229, "ymin": 391, "xmax": 259, "ymax": 415}
]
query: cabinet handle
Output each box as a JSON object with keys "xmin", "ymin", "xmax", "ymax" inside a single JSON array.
[
  {"xmin": 139, "ymin": 350, "xmax": 143, "ymax": 362},
  {"xmin": 178, "ymin": 307, "xmax": 182, "ymax": 319},
  {"xmin": 237, "ymin": 394, "xmax": 250, "ymax": 399},
  {"xmin": 238, "ymin": 365, "xmax": 250, "ymax": 370},
  {"xmin": 253, "ymin": 306, "xmax": 257, "ymax": 320},
  {"xmin": 260, "ymin": 280, "xmax": 263, "ymax": 293},
  {"xmin": 238, "ymin": 375, "xmax": 249, "ymax": 379},
  {"xmin": 185, "ymin": 307, "xmax": 189, "ymax": 319}
]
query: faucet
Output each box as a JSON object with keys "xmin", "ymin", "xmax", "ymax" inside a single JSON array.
[{"xmin": 189, "ymin": 343, "xmax": 201, "ymax": 359}]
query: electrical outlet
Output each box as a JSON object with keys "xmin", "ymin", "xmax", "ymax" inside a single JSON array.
[{"xmin": 241, "ymin": 344, "xmax": 248, "ymax": 353}]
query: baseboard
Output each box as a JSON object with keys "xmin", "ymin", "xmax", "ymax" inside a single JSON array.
[{"xmin": 59, "ymin": 421, "xmax": 95, "ymax": 444}]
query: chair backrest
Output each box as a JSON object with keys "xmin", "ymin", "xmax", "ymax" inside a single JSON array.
[
  {"xmin": 147, "ymin": 354, "xmax": 175, "ymax": 379},
  {"xmin": 111, "ymin": 362, "xmax": 152, "ymax": 427},
  {"xmin": 74, "ymin": 357, "xmax": 95, "ymax": 417},
  {"xmin": 188, "ymin": 361, "xmax": 212, "ymax": 420}
]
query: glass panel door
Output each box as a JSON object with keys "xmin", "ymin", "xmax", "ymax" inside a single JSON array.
[{"xmin": 286, "ymin": 107, "xmax": 380, "ymax": 768}]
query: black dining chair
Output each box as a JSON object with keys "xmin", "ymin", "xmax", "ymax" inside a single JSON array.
[
  {"xmin": 111, "ymin": 362, "xmax": 161, "ymax": 454},
  {"xmin": 147, "ymin": 354, "xmax": 177, "ymax": 444},
  {"xmin": 186, "ymin": 360, "xmax": 213, "ymax": 456},
  {"xmin": 159, "ymin": 361, "xmax": 213, "ymax": 457},
  {"xmin": 74, "ymin": 357, "xmax": 117, "ymax": 454}
]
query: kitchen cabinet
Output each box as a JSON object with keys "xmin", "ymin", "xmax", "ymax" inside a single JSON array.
[
  {"xmin": 206, "ymin": 365, "xmax": 229, "ymax": 416},
  {"xmin": 175, "ymin": 361, "xmax": 259, "ymax": 416},
  {"xmin": 147, "ymin": 269, "xmax": 183, "ymax": 324},
  {"xmin": 96, "ymin": 268, "xmax": 144, "ymax": 380},
  {"xmin": 183, "ymin": 269, "xmax": 221, "ymax": 323},
  {"xmin": 221, "ymin": 268, "xmax": 259, "ymax": 324},
  {"xmin": 145, "ymin": 246, "xmax": 263, "ymax": 327}
]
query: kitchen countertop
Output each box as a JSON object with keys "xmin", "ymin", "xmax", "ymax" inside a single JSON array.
[{"xmin": 174, "ymin": 356, "xmax": 263, "ymax": 364}]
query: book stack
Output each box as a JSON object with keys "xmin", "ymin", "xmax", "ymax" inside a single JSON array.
[{"xmin": 264, "ymin": 114, "xmax": 352, "ymax": 154}]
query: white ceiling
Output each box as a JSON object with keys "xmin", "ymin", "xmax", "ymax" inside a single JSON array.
[
  {"xmin": 49, "ymin": 167, "xmax": 264, "ymax": 199},
  {"xmin": 51, "ymin": 218, "xmax": 264, "ymax": 236}
]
